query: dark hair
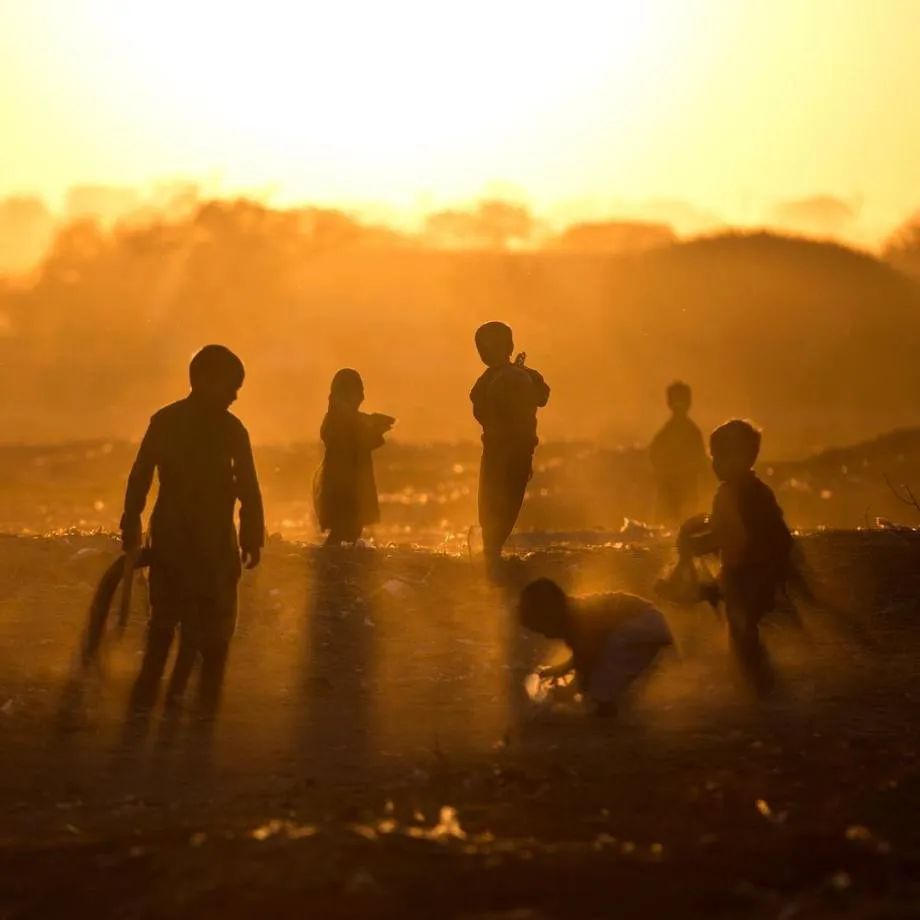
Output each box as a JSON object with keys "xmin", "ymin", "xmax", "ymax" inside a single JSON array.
[
  {"xmin": 666, "ymin": 380, "xmax": 692, "ymax": 402},
  {"xmin": 710, "ymin": 418, "xmax": 762, "ymax": 467},
  {"xmin": 329, "ymin": 368, "xmax": 363, "ymax": 406},
  {"xmin": 475, "ymin": 321, "xmax": 513, "ymax": 360},
  {"xmin": 518, "ymin": 577, "xmax": 568, "ymax": 636},
  {"xmin": 189, "ymin": 345, "xmax": 245, "ymax": 388}
]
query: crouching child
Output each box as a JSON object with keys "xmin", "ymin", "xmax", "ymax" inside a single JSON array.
[{"xmin": 518, "ymin": 578, "xmax": 673, "ymax": 716}]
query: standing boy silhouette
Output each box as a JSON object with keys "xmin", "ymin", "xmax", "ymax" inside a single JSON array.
[
  {"xmin": 470, "ymin": 322, "xmax": 550, "ymax": 576},
  {"xmin": 121, "ymin": 345, "xmax": 264, "ymax": 719}
]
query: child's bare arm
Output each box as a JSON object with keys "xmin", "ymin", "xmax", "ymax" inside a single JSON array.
[
  {"xmin": 537, "ymin": 654, "xmax": 574, "ymax": 679},
  {"xmin": 526, "ymin": 368, "xmax": 551, "ymax": 407},
  {"xmin": 120, "ymin": 418, "xmax": 159, "ymax": 550},
  {"xmin": 234, "ymin": 425, "xmax": 264, "ymax": 568}
]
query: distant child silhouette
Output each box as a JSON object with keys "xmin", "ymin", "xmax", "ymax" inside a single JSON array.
[
  {"xmin": 470, "ymin": 322, "xmax": 550, "ymax": 576},
  {"xmin": 314, "ymin": 369, "xmax": 394, "ymax": 545},
  {"xmin": 678, "ymin": 419, "xmax": 792, "ymax": 696},
  {"xmin": 121, "ymin": 345, "xmax": 264, "ymax": 719},
  {"xmin": 649, "ymin": 381, "xmax": 707, "ymax": 524}
]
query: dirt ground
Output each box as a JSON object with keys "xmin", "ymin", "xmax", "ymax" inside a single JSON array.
[{"xmin": 1, "ymin": 528, "xmax": 920, "ymax": 918}]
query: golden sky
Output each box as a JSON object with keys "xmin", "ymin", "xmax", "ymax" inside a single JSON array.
[{"xmin": 1, "ymin": 0, "xmax": 918, "ymax": 241}]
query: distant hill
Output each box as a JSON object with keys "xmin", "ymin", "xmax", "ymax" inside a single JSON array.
[{"xmin": 0, "ymin": 205, "xmax": 917, "ymax": 454}]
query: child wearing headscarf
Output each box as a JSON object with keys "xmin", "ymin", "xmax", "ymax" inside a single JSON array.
[{"xmin": 314, "ymin": 369, "xmax": 394, "ymax": 545}]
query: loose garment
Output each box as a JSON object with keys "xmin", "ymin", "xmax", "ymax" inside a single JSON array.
[
  {"xmin": 314, "ymin": 408, "xmax": 386, "ymax": 539},
  {"xmin": 121, "ymin": 396, "xmax": 264, "ymax": 642},
  {"xmin": 470, "ymin": 362, "xmax": 550, "ymax": 556},
  {"xmin": 649, "ymin": 415, "xmax": 707, "ymax": 523},
  {"xmin": 567, "ymin": 593, "xmax": 674, "ymax": 704},
  {"xmin": 709, "ymin": 472, "xmax": 793, "ymax": 627}
]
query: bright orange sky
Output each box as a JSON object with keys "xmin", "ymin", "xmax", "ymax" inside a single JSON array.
[{"xmin": 1, "ymin": 0, "xmax": 918, "ymax": 242}]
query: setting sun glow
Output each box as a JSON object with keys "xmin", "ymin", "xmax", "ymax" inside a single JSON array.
[{"xmin": 2, "ymin": 0, "xmax": 920, "ymax": 238}]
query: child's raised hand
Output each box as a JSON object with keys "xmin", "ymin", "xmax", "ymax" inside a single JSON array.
[{"xmin": 371, "ymin": 413, "xmax": 396, "ymax": 432}]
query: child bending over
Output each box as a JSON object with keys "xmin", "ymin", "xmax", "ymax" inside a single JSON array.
[{"xmin": 518, "ymin": 578, "xmax": 673, "ymax": 717}]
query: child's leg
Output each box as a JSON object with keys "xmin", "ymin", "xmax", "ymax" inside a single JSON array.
[
  {"xmin": 324, "ymin": 505, "xmax": 363, "ymax": 545},
  {"xmin": 479, "ymin": 448, "xmax": 531, "ymax": 561},
  {"xmin": 197, "ymin": 638, "xmax": 230, "ymax": 720},
  {"xmin": 164, "ymin": 624, "xmax": 199, "ymax": 707},
  {"xmin": 129, "ymin": 624, "xmax": 174, "ymax": 712},
  {"xmin": 725, "ymin": 591, "xmax": 775, "ymax": 697},
  {"xmin": 325, "ymin": 524, "xmax": 362, "ymax": 545},
  {"xmin": 194, "ymin": 589, "xmax": 237, "ymax": 720},
  {"xmin": 478, "ymin": 449, "xmax": 503, "ymax": 560}
]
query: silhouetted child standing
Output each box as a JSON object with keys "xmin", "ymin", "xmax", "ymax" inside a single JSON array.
[
  {"xmin": 314, "ymin": 369, "xmax": 394, "ymax": 545},
  {"xmin": 649, "ymin": 381, "xmax": 707, "ymax": 525},
  {"xmin": 519, "ymin": 578, "xmax": 673, "ymax": 716},
  {"xmin": 679, "ymin": 419, "xmax": 792, "ymax": 694},
  {"xmin": 121, "ymin": 345, "xmax": 264, "ymax": 719},
  {"xmin": 471, "ymin": 322, "xmax": 550, "ymax": 575}
]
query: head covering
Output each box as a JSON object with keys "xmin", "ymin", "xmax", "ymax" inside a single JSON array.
[{"xmin": 329, "ymin": 368, "xmax": 364, "ymax": 407}]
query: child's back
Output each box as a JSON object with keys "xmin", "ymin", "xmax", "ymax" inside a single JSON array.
[
  {"xmin": 519, "ymin": 579, "xmax": 672, "ymax": 715},
  {"xmin": 711, "ymin": 472, "xmax": 792, "ymax": 610},
  {"xmin": 567, "ymin": 593, "xmax": 673, "ymax": 698},
  {"xmin": 471, "ymin": 362, "xmax": 549, "ymax": 450},
  {"xmin": 125, "ymin": 397, "xmax": 262, "ymax": 592}
]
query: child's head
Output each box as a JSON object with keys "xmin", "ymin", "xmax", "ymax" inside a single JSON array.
[
  {"xmin": 666, "ymin": 380, "xmax": 692, "ymax": 416},
  {"xmin": 475, "ymin": 321, "xmax": 514, "ymax": 367},
  {"xmin": 189, "ymin": 345, "xmax": 245, "ymax": 409},
  {"xmin": 518, "ymin": 578, "xmax": 570, "ymax": 639},
  {"xmin": 329, "ymin": 368, "xmax": 364, "ymax": 411},
  {"xmin": 710, "ymin": 418, "xmax": 761, "ymax": 482}
]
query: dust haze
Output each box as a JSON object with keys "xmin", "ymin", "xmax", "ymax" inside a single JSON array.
[
  {"xmin": 3, "ymin": 187, "xmax": 920, "ymax": 918},
  {"xmin": 3, "ymin": 189, "xmax": 920, "ymax": 457}
]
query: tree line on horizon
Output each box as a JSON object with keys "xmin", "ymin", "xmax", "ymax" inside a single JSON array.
[
  {"xmin": 6, "ymin": 184, "xmax": 920, "ymax": 279},
  {"xmin": 1, "ymin": 192, "xmax": 920, "ymax": 454}
]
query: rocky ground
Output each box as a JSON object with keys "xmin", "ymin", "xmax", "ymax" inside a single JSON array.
[{"xmin": 0, "ymin": 529, "xmax": 919, "ymax": 917}]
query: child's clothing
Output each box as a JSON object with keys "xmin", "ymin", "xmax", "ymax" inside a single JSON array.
[
  {"xmin": 680, "ymin": 470, "xmax": 792, "ymax": 696},
  {"xmin": 650, "ymin": 414, "xmax": 707, "ymax": 523},
  {"xmin": 121, "ymin": 395, "xmax": 264, "ymax": 714},
  {"xmin": 709, "ymin": 472, "xmax": 793, "ymax": 628},
  {"xmin": 471, "ymin": 362, "xmax": 550, "ymax": 560},
  {"xmin": 564, "ymin": 593, "xmax": 673, "ymax": 705},
  {"xmin": 314, "ymin": 407, "xmax": 387, "ymax": 542}
]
